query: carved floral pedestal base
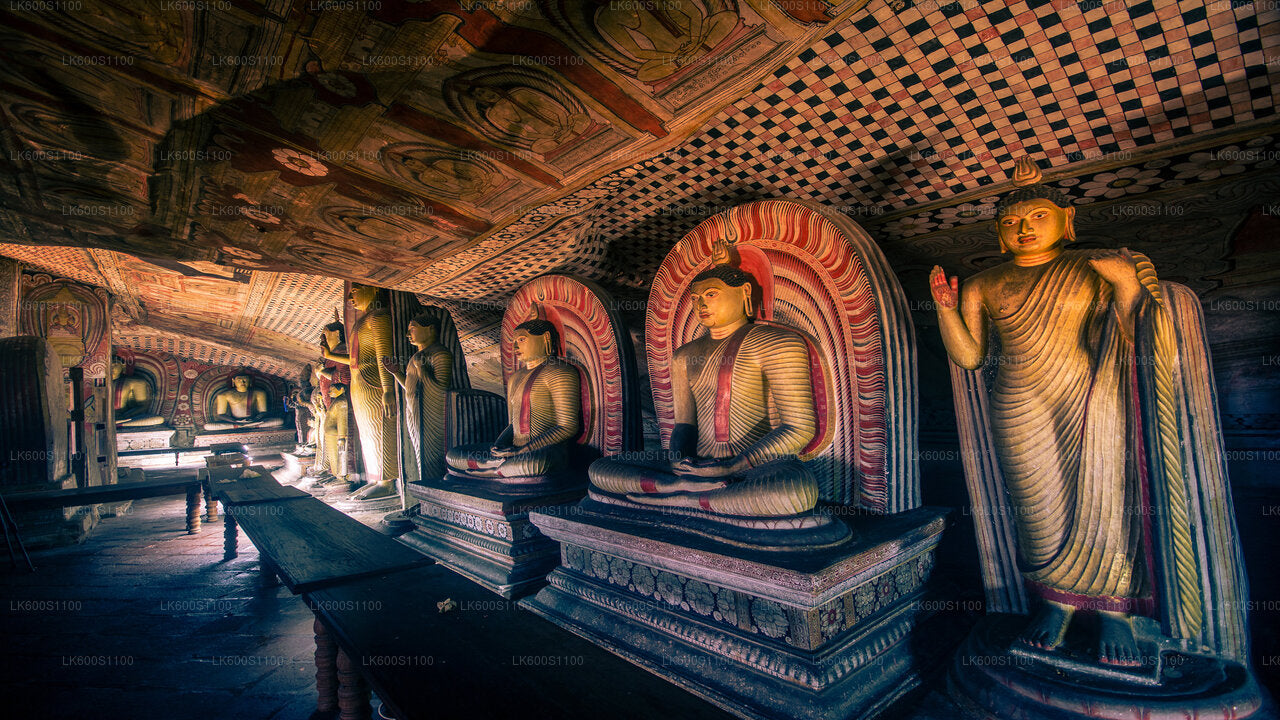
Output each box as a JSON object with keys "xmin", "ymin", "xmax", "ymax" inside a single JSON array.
[
  {"xmin": 193, "ymin": 428, "xmax": 296, "ymax": 448},
  {"xmin": 398, "ymin": 476, "xmax": 587, "ymax": 599},
  {"xmin": 521, "ymin": 504, "xmax": 952, "ymax": 720},
  {"xmin": 947, "ymin": 615, "xmax": 1270, "ymax": 720}
]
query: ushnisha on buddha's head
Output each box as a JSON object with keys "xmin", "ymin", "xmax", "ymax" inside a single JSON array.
[
  {"xmin": 513, "ymin": 319, "xmax": 558, "ymax": 367},
  {"xmin": 995, "ymin": 156, "xmax": 1076, "ymax": 260},
  {"xmin": 407, "ymin": 312, "xmax": 440, "ymax": 350}
]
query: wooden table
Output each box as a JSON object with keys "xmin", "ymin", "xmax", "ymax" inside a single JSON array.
[
  {"xmin": 6, "ymin": 476, "xmax": 206, "ymax": 534},
  {"xmin": 304, "ymin": 565, "xmax": 734, "ymax": 720},
  {"xmin": 207, "ymin": 468, "xmax": 310, "ymax": 560},
  {"xmin": 220, "ymin": 496, "xmax": 429, "ymax": 593}
]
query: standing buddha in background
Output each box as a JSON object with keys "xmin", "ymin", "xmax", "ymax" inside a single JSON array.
[
  {"xmin": 930, "ymin": 157, "xmax": 1163, "ymax": 666},
  {"xmin": 445, "ymin": 319, "xmax": 579, "ymax": 481},
  {"xmin": 323, "ymin": 383, "xmax": 350, "ymax": 482},
  {"xmin": 383, "ymin": 313, "xmax": 454, "ymax": 482},
  {"xmin": 322, "ymin": 284, "xmax": 399, "ymax": 499},
  {"xmin": 588, "ymin": 239, "xmax": 819, "ymax": 518}
]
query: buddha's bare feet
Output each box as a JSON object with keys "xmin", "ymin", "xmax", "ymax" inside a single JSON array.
[
  {"xmin": 1018, "ymin": 601, "xmax": 1074, "ymax": 651},
  {"xmin": 1098, "ymin": 611, "xmax": 1142, "ymax": 667},
  {"xmin": 354, "ymin": 481, "xmax": 395, "ymax": 500}
]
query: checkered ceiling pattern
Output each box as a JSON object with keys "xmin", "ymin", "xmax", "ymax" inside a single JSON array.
[{"xmin": 417, "ymin": 0, "xmax": 1278, "ymax": 300}]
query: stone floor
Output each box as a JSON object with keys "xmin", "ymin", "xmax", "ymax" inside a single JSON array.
[{"xmin": 0, "ymin": 494, "xmax": 321, "ymax": 720}]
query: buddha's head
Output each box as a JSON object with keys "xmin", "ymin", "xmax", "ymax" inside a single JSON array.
[
  {"xmin": 348, "ymin": 283, "xmax": 382, "ymax": 312},
  {"xmin": 689, "ymin": 264, "xmax": 757, "ymax": 330},
  {"xmin": 407, "ymin": 313, "xmax": 440, "ymax": 350},
  {"xmin": 513, "ymin": 319, "xmax": 558, "ymax": 366},
  {"xmin": 329, "ymin": 382, "xmax": 347, "ymax": 400},
  {"xmin": 231, "ymin": 375, "xmax": 252, "ymax": 393},
  {"xmin": 110, "ymin": 355, "xmax": 125, "ymax": 380},
  {"xmin": 322, "ymin": 321, "xmax": 345, "ymax": 351},
  {"xmin": 470, "ymin": 86, "xmax": 501, "ymax": 105},
  {"xmin": 995, "ymin": 156, "xmax": 1075, "ymax": 255}
]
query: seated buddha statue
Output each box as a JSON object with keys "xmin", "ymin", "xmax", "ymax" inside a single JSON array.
[
  {"xmin": 204, "ymin": 374, "xmax": 286, "ymax": 431},
  {"xmin": 588, "ymin": 240, "xmax": 820, "ymax": 518},
  {"xmin": 111, "ymin": 356, "xmax": 166, "ymax": 428},
  {"xmin": 444, "ymin": 319, "xmax": 580, "ymax": 484}
]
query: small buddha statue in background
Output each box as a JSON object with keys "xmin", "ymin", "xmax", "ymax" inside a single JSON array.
[
  {"xmin": 445, "ymin": 319, "xmax": 580, "ymax": 481},
  {"xmin": 382, "ymin": 312, "xmax": 455, "ymax": 483},
  {"xmin": 323, "ymin": 382, "xmax": 350, "ymax": 482},
  {"xmin": 111, "ymin": 355, "xmax": 166, "ymax": 428},
  {"xmin": 205, "ymin": 374, "xmax": 286, "ymax": 431},
  {"xmin": 588, "ymin": 239, "xmax": 820, "ymax": 517}
]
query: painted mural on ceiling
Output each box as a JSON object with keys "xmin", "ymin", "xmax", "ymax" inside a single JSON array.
[{"xmin": 0, "ymin": 0, "xmax": 1276, "ymax": 377}]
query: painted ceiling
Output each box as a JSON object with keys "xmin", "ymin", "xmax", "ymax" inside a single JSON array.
[{"xmin": 0, "ymin": 0, "xmax": 1276, "ymax": 378}]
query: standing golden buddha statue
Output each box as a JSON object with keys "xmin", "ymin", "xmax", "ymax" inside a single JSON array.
[
  {"xmin": 322, "ymin": 283, "xmax": 399, "ymax": 500},
  {"xmin": 588, "ymin": 239, "xmax": 820, "ymax": 518},
  {"xmin": 382, "ymin": 312, "xmax": 454, "ymax": 483},
  {"xmin": 444, "ymin": 319, "xmax": 580, "ymax": 482},
  {"xmin": 931, "ymin": 157, "xmax": 1163, "ymax": 666}
]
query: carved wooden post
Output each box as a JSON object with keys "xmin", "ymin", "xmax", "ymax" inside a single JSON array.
[
  {"xmin": 336, "ymin": 647, "xmax": 371, "ymax": 720},
  {"xmin": 314, "ymin": 616, "xmax": 339, "ymax": 717},
  {"xmin": 185, "ymin": 485, "xmax": 202, "ymax": 534},
  {"xmin": 223, "ymin": 507, "xmax": 238, "ymax": 559}
]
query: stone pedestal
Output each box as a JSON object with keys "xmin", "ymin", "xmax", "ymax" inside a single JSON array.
[
  {"xmin": 522, "ymin": 503, "xmax": 952, "ymax": 720},
  {"xmin": 115, "ymin": 428, "xmax": 175, "ymax": 452},
  {"xmin": 398, "ymin": 476, "xmax": 588, "ymax": 598},
  {"xmin": 194, "ymin": 428, "xmax": 296, "ymax": 448},
  {"xmin": 947, "ymin": 615, "xmax": 1269, "ymax": 719}
]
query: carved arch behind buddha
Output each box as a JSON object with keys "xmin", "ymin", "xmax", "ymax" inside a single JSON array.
[{"xmin": 646, "ymin": 198, "xmax": 919, "ymax": 513}]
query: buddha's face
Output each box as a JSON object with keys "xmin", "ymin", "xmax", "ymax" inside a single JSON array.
[
  {"xmin": 349, "ymin": 284, "xmax": 378, "ymax": 312},
  {"xmin": 514, "ymin": 329, "xmax": 550, "ymax": 365},
  {"xmin": 232, "ymin": 376, "xmax": 251, "ymax": 392},
  {"xmin": 322, "ymin": 327, "xmax": 342, "ymax": 350},
  {"xmin": 997, "ymin": 199, "xmax": 1074, "ymax": 255},
  {"xmin": 110, "ymin": 361, "xmax": 124, "ymax": 380},
  {"xmin": 407, "ymin": 321, "xmax": 437, "ymax": 348},
  {"xmin": 690, "ymin": 278, "xmax": 749, "ymax": 329},
  {"xmin": 472, "ymin": 87, "xmax": 500, "ymax": 104}
]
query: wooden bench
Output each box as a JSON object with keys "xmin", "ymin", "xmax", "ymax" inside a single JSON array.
[
  {"xmin": 5, "ymin": 476, "xmax": 207, "ymax": 534},
  {"xmin": 304, "ymin": 565, "xmax": 733, "ymax": 720}
]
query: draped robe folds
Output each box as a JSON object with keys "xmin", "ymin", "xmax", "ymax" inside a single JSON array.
[
  {"xmin": 989, "ymin": 250, "xmax": 1152, "ymax": 610},
  {"xmin": 404, "ymin": 346, "xmax": 453, "ymax": 482},
  {"xmin": 445, "ymin": 359, "xmax": 580, "ymax": 479},
  {"xmin": 351, "ymin": 309, "xmax": 399, "ymax": 483},
  {"xmin": 590, "ymin": 323, "xmax": 820, "ymax": 517}
]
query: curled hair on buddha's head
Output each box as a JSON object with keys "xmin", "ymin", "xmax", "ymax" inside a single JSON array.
[
  {"xmin": 691, "ymin": 263, "xmax": 757, "ymax": 290},
  {"xmin": 408, "ymin": 311, "xmax": 440, "ymax": 334},
  {"xmin": 515, "ymin": 319, "xmax": 559, "ymax": 357}
]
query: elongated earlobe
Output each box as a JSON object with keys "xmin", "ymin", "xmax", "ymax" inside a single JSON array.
[
  {"xmin": 742, "ymin": 286, "xmax": 754, "ymax": 319},
  {"xmin": 1064, "ymin": 207, "xmax": 1077, "ymax": 243}
]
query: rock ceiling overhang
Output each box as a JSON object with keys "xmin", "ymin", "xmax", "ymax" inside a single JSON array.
[{"xmin": 0, "ymin": 0, "xmax": 1276, "ymax": 374}]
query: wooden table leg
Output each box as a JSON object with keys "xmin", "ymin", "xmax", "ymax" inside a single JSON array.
[
  {"xmin": 185, "ymin": 485, "xmax": 202, "ymax": 534},
  {"xmin": 203, "ymin": 481, "xmax": 219, "ymax": 522},
  {"xmin": 336, "ymin": 647, "xmax": 372, "ymax": 720},
  {"xmin": 261, "ymin": 556, "xmax": 280, "ymax": 588},
  {"xmin": 223, "ymin": 508, "xmax": 238, "ymax": 560},
  {"xmin": 314, "ymin": 616, "xmax": 339, "ymax": 718}
]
